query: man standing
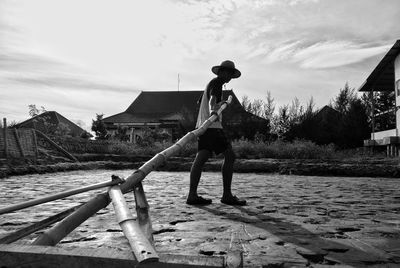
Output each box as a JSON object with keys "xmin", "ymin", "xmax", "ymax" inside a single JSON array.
[{"xmin": 186, "ymin": 60, "xmax": 246, "ymax": 206}]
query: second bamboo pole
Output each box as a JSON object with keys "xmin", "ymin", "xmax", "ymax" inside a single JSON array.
[{"xmin": 109, "ymin": 185, "xmax": 158, "ymax": 263}]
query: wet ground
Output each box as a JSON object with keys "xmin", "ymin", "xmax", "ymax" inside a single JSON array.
[{"xmin": 0, "ymin": 170, "xmax": 400, "ymax": 267}]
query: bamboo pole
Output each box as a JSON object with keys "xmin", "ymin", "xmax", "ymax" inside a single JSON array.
[
  {"xmin": 32, "ymin": 193, "xmax": 110, "ymax": 246},
  {"xmin": 0, "ymin": 176, "xmax": 124, "ymax": 215},
  {"xmin": 13, "ymin": 128, "xmax": 25, "ymax": 158},
  {"xmin": 32, "ymin": 96, "xmax": 232, "ymax": 246},
  {"xmin": 133, "ymin": 182, "xmax": 154, "ymax": 243},
  {"xmin": 109, "ymin": 185, "xmax": 159, "ymax": 263},
  {"xmin": 119, "ymin": 95, "xmax": 233, "ymax": 193},
  {"xmin": 35, "ymin": 130, "xmax": 78, "ymax": 162},
  {"xmin": 0, "ymin": 204, "xmax": 82, "ymax": 244}
]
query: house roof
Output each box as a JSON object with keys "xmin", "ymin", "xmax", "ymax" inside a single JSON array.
[
  {"xmin": 125, "ymin": 91, "xmax": 203, "ymax": 115},
  {"xmin": 358, "ymin": 40, "xmax": 400, "ymax": 92},
  {"xmin": 314, "ymin": 105, "xmax": 341, "ymax": 121},
  {"xmin": 14, "ymin": 111, "xmax": 88, "ymax": 137},
  {"xmin": 103, "ymin": 90, "xmax": 241, "ymax": 124}
]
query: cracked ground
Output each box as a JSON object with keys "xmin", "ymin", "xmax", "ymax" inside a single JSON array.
[{"xmin": 1, "ymin": 170, "xmax": 400, "ymax": 267}]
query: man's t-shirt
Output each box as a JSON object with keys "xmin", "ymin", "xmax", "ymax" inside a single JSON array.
[
  {"xmin": 196, "ymin": 77, "xmax": 224, "ymax": 129},
  {"xmin": 206, "ymin": 78, "xmax": 223, "ymax": 103}
]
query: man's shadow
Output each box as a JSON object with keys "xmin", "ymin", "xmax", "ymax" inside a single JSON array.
[{"xmin": 196, "ymin": 204, "xmax": 397, "ymax": 266}]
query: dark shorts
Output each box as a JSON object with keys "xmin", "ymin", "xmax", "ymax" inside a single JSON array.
[{"xmin": 198, "ymin": 128, "xmax": 231, "ymax": 155}]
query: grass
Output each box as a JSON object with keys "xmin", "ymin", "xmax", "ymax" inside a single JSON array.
[{"xmin": 54, "ymin": 136, "xmax": 377, "ymax": 160}]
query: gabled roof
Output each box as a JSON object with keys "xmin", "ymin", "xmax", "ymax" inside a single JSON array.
[
  {"xmin": 358, "ymin": 40, "xmax": 400, "ymax": 92},
  {"xmin": 125, "ymin": 91, "xmax": 203, "ymax": 115},
  {"xmin": 14, "ymin": 111, "xmax": 87, "ymax": 137},
  {"xmin": 103, "ymin": 90, "xmax": 243, "ymax": 124},
  {"xmin": 314, "ymin": 105, "xmax": 341, "ymax": 122}
]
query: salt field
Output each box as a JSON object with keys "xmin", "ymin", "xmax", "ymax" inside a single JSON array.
[{"xmin": 1, "ymin": 170, "xmax": 400, "ymax": 267}]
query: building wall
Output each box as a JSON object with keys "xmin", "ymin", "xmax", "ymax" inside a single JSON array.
[
  {"xmin": 0, "ymin": 128, "xmax": 37, "ymax": 158},
  {"xmin": 395, "ymin": 54, "xmax": 400, "ymax": 135}
]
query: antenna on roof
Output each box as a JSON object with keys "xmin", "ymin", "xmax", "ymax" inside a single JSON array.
[{"xmin": 177, "ymin": 73, "xmax": 180, "ymax": 92}]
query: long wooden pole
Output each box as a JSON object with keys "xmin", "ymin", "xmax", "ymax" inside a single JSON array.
[
  {"xmin": 32, "ymin": 193, "xmax": 110, "ymax": 246},
  {"xmin": 33, "ymin": 96, "xmax": 232, "ymax": 246},
  {"xmin": 109, "ymin": 186, "xmax": 159, "ymax": 263},
  {"xmin": 35, "ymin": 130, "xmax": 78, "ymax": 162},
  {"xmin": 0, "ymin": 176, "xmax": 124, "ymax": 215},
  {"xmin": 0, "ymin": 204, "xmax": 82, "ymax": 244}
]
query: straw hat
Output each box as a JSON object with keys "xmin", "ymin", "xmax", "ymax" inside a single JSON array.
[{"xmin": 211, "ymin": 60, "xmax": 241, "ymax": 78}]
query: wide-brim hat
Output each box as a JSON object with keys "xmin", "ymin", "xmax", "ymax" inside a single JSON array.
[{"xmin": 211, "ymin": 60, "xmax": 241, "ymax": 78}]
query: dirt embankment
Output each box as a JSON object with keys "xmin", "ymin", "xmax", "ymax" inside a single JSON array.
[{"xmin": 1, "ymin": 153, "xmax": 400, "ymax": 178}]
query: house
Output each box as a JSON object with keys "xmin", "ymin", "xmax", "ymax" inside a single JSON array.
[
  {"xmin": 286, "ymin": 105, "xmax": 342, "ymax": 144},
  {"xmin": 103, "ymin": 90, "xmax": 269, "ymax": 143},
  {"xmin": 358, "ymin": 39, "xmax": 400, "ymax": 156},
  {"xmin": 14, "ymin": 111, "xmax": 88, "ymax": 138}
]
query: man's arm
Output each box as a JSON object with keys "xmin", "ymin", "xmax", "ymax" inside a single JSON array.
[{"xmin": 209, "ymin": 95, "xmax": 221, "ymax": 113}]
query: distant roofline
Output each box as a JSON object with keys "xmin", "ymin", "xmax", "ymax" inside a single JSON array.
[
  {"xmin": 136, "ymin": 89, "xmax": 234, "ymax": 93},
  {"xmin": 358, "ymin": 40, "xmax": 400, "ymax": 92}
]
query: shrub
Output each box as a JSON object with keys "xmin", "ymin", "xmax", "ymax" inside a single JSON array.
[
  {"xmin": 232, "ymin": 138, "xmax": 337, "ymax": 159},
  {"xmin": 53, "ymin": 135, "xmax": 374, "ymax": 160}
]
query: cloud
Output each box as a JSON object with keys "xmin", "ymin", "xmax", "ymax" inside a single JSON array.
[
  {"xmin": 262, "ymin": 41, "xmax": 392, "ymax": 69},
  {"xmin": 293, "ymin": 42, "xmax": 392, "ymax": 69},
  {"xmin": 0, "ymin": 50, "xmax": 140, "ymax": 93},
  {"xmin": 1, "ymin": 0, "xmax": 400, "ymax": 129},
  {"xmin": 5, "ymin": 74, "xmax": 140, "ymax": 93}
]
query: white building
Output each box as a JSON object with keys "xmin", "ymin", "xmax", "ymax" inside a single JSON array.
[{"xmin": 358, "ymin": 40, "xmax": 400, "ymax": 156}]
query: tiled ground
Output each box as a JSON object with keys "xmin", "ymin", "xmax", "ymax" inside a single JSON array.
[{"xmin": 1, "ymin": 170, "xmax": 400, "ymax": 267}]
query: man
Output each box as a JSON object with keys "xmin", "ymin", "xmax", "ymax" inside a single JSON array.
[{"xmin": 186, "ymin": 60, "xmax": 246, "ymax": 206}]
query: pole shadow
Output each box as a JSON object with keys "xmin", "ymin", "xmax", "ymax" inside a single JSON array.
[{"xmin": 195, "ymin": 204, "xmax": 398, "ymax": 266}]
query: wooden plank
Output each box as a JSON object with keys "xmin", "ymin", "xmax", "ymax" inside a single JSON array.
[
  {"xmin": 109, "ymin": 185, "xmax": 159, "ymax": 263},
  {"xmin": 0, "ymin": 244, "xmax": 225, "ymax": 267},
  {"xmin": 0, "ymin": 205, "xmax": 82, "ymax": 244}
]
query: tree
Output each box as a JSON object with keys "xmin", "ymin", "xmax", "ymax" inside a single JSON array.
[
  {"xmin": 137, "ymin": 127, "xmax": 171, "ymax": 146},
  {"xmin": 273, "ymin": 105, "xmax": 291, "ymax": 139},
  {"xmin": 80, "ymin": 131, "xmax": 92, "ymax": 139},
  {"xmin": 28, "ymin": 104, "xmax": 46, "ymax": 117},
  {"xmin": 91, "ymin": 114, "xmax": 108, "ymax": 140},
  {"xmin": 263, "ymin": 91, "xmax": 275, "ymax": 121},
  {"xmin": 329, "ymin": 83, "xmax": 370, "ymax": 147},
  {"xmin": 373, "ymin": 91, "xmax": 395, "ymax": 131},
  {"xmin": 340, "ymin": 99, "xmax": 370, "ymax": 147},
  {"xmin": 114, "ymin": 126, "xmax": 130, "ymax": 142},
  {"xmin": 250, "ymin": 99, "xmax": 264, "ymax": 117},
  {"xmin": 331, "ymin": 83, "xmax": 357, "ymax": 114},
  {"xmin": 241, "ymin": 95, "xmax": 252, "ymax": 112}
]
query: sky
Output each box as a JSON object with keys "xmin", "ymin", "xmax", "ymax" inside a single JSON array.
[{"xmin": 1, "ymin": 0, "xmax": 400, "ymax": 131}]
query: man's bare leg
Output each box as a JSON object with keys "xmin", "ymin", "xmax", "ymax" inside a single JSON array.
[
  {"xmin": 221, "ymin": 148, "xmax": 235, "ymax": 199},
  {"xmin": 187, "ymin": 149, "xmax": 212, "ymax": 204},
  {"xmin": 221, "ymin": 148, "xmax": 246, "ymax": 205}
]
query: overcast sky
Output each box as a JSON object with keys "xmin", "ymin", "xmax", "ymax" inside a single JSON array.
[{"xmin": 1, "ymin": 0, "xmax": 400, "ymax": 131}]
